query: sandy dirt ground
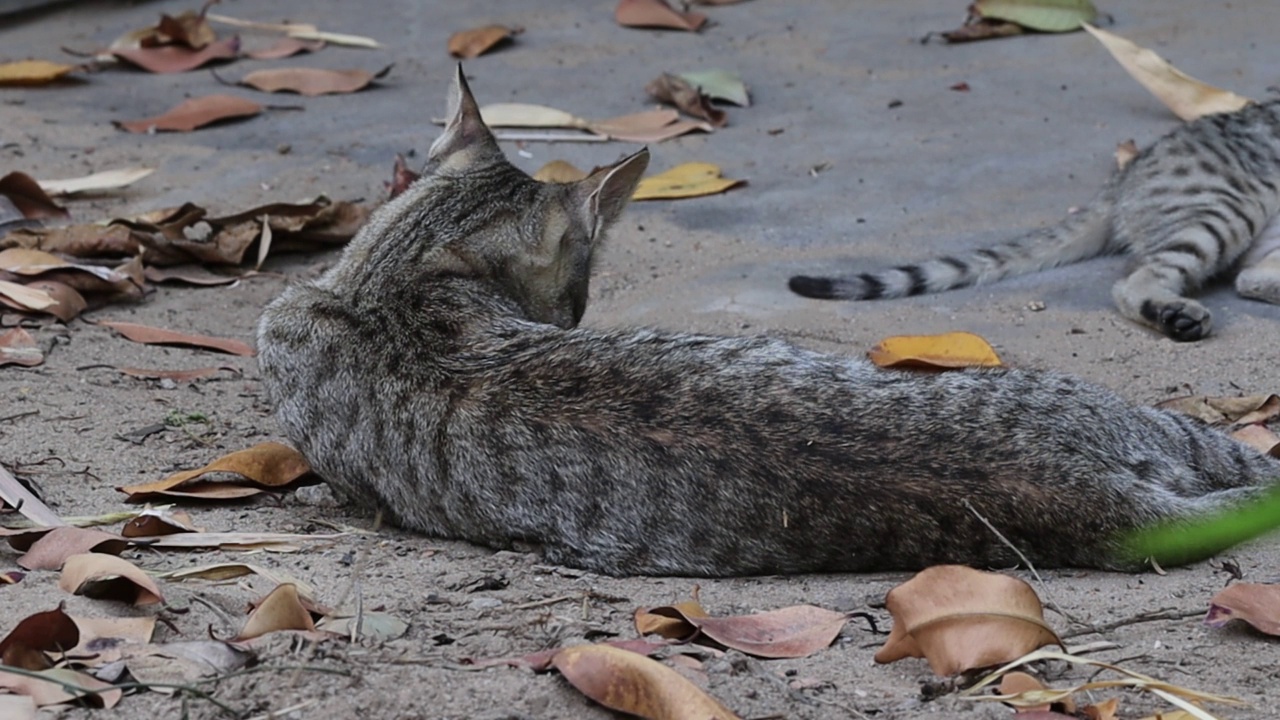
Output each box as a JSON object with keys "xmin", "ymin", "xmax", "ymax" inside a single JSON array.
[{"xmin": 2, "ymin": 1, "xmax": 1280, "ymax": 718}]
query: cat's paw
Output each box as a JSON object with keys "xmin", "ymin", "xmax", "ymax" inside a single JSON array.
[
  {"xmin": 1143, "ymin": 300, "xmax": 1212, "ymax": 341},
  {"xmin": 1235, "ymin": 266, "xmax": 1280, "ymax": 304}
]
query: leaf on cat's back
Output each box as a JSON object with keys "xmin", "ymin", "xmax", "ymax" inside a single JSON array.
[
  {"xmin": 972, "ymin": 0, "xmax": 1096, "ymax": 33},
  {"xmin": 874, "ymin": 565, "xmax": 1063, "ymax": 676},
  {"xmin": 553, "ymin": 644, "xmax": 741, "ymax": 719},
  {"xmin": 447, "ymin": 24, "xmax": 522, "ymax": 59},
  {"xmin": 632, "ymin": 163, "xmax": 745, "ymax": 200},
  {"xmin": 1205, "ymin": 583, "xmax": 1280, "ymax": 636},
  {"xmin": 115, "ymin": 95, "xmax": 262, "ymax": 133},
  {"xmin": 235, "ymin": 65, "xmax": 392, "ymax": 96},
  {"xmin": 867, "ymin": 331, "xmax": 1003, "ymax": 370},
  {"xmin": 1082, "ymin": 24, "xmax": 1252, "ymax": 121},
  {"xmin": 615, "ymin": 0, "xmax": 707, "ymax": 32}
]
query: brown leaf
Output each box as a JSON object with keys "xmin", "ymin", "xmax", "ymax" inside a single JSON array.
[
  {"xmin": 646, "ymin": 73, "xmax": 727, "ymax": 127},
  {"xmin": 58, "ymin": 553, "xmax": 164, "ymax": 606},
  {"xmin": 235, "ymin": 583, "xmax": 316, "ymax": 641},
  {"xmin": 68, "ymin": 615, "xmax": 156, "ymax": 665},
  {"xmin": 0, "ymin": 60, "xmax": 78, "ymax": 86},
  {"xmin": 448, "ymin": 24, "xmax": 522, "ymax": 59},
  {"xmin": 0, "ymin": 172, "xmax": 69, "ymax": 221},
  {"xmin": 120, "ymin": 507, "xmax": 200, "ymax": 537},
  {"xmin": 998, "ymin": 671, "xmax": 1076, "ymax": 714},
  {"xmin": 112, "ymin": 35, "xmax": 240, "ymax": 74},
  {"xmin": 129, "ymin": 530, "xmax": 346, "ymax": 551},
  {"xmin": 939, "ymin": 17, "xmax": 1025, "ymax": 43},
  {"xmin": 0, "ymin": 224, "xmax": 139, "ymax": 258},
  {"xmin": 1205, "ymin": 583, "xmax": 1280, "ymax": 635},
  {"xmin": 115, "ymin": 94, "xmax": 262, "ymax": 133},
  {"xmin": 1155, "ymin": 394, "xmax": 1280, "ymax": 426},
  {"xmin": 553, "ymin": 643, "xmax": 740, "ymax": 719},
  {"xmin": 635, "ymin": 600, "xmax": 845, "ymax": 658},
  {"xmin": 143, "ymin": 265, "xmax": 252, "ymax": 285},
  {"xmin": 0, "ymin": 605, "xmax": 79, "ymax": 669},
  {"xmin": 117, "ymin": 365, "xmax": 239, "ymax": 382},
  {"xmin": 237, "ymin": 65, "xmax": 391, "ymax": 96},
  {"xmin": 0, "ymin": 247, "xmax": 133, "ymax": 285},
  {"xmin": 466, "ymin": 638, "xmax": 667, "ymax": 671},
  {"xmin": 16, "ymin": 527, "xmax": 128, "ymax": 571},
  {"xmin": 616, "ymin": 0, "xmax": 707, "ymax": 31},
  {"xmin": 117, "ymin": 441, "xmax": 311, "ymax": 502},
  {"xmin": 243, "ymin": 37, "xmax": 325, "ymax": 60},
  {"xmin": 634, "ymin": 599, "xmax": 709, "ymax": 639},
  {"xmin": 0, "ymin": 667, "xmax": 121, "ymax": 709},
  {"xmin": 0, "ymin": 327, "xmax": 42, "ymax": 367},
  {"xmin": 154, "ymin": 8, "xmax": 218, "ymax": 49},
  {"xmin": 874, "ymin": 565, "xmax": 1063, "ymax": 676},
  {"xmin": 588, "ymin": 109, "xmax": 712, "ymax": 143},
  {"xmin": 99, "ymin": 320, "xmax": 255, "ymax": 355},
  {"xmin": 533, "ymin": 160, "xmax": 589, "ymax": 184},
  {"xmin": 1083, "ymin": 698, "xmax": 1120, "ymax": 720},
  {"xmin": 1231, "ymin": 424, "xmax": 1280, "ymax": 457},
  {"xmin": 21, "ymin": 280, "xmax": 87, "ymax": 322}
]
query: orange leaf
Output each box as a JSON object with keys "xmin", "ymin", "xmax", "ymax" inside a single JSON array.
[
  {"xmin": 634, "ymin": 599, "xmax": 708, "ymax": 639},
  {"xmin": 0, "ymin": 327, "xmax": 43, "ymax": 367},
  {"xmin": 237, "ymin": 65, "xmax": 392, "ymax": 96},
  {"xmin": 447, "ymin": 25, "xmax": 522, "ymax": 59},
  {"xmin": 115, "ymin": 94, "xmax": 261, "ymax": 133},
  {"xmin": 615, "ymin": 0, "xmax": 707, "ymax": 31},
  {"xmin": 874, "ymin": 565, "xmax": 1062, "ymax": 676},
  {"xmin": 99, "ymin": 320, "xmax": 255, "ymax": 355},
  {"xmin": 1205, "ymin": 583, "xmax": 1280, "ymax": 635},
  {"xmin": 16, "ymin": 527, "xmax": 128, "ymax": 571},
  {"xmin": 117, "ymin": 441, "xmax": 311, "ymax": 502},
  {"xmin": 0, "ymin": 60, "xmax": 77, "ymax": 86},
  {"xmin": 867, "ymin": 331, "xmax": 1003, "ymax": 369},
  {"xmin": 111, "ymin": 35, "xmax": 240, "ymax": 74},
  {"xmin": 235, "ymin": 583, "xmax": 316, "ymax": 641},
  {"xmin": 553, "ymin": 644, "xmax": 740, "ymax": 719},
  {"xmin": 58, "ymin": 554, "xmax": 165, "ymax": 606}
]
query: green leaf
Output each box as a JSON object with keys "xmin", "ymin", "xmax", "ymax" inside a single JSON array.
[
  {"xmin": 973, "ymin": 0, "xmax": 1097, "ymax": 33},
  {"xmin": 1123, "ymin": 484, "xmax": 1280, "ymax": 566},
  {"xmin": 677, "ymin": 69, "xmax": 750, "ymax": 107}
]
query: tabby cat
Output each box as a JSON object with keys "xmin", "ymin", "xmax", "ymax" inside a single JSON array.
[
  {"xmin": 257, "ymin": 69, "xmax": 1280, "ymax": 577},
  {"xmin": 789, "ymin": 100, "xmax": 1280, "ymax": 341}
]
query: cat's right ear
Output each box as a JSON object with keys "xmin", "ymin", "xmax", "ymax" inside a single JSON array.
[
  {"xmin": 575, "ymin": 148, "xmax": 650, "ymax": 239},
  {"xmin": 427, "ymin": 65, "xmax": 503, "ymax": 173}
]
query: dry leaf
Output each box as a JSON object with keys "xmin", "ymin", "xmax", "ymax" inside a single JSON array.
[
  {"xmin": 235, "ymin": 583, "xmax": 316, "ymax": 641},
  {"xmin": 68, "ymin": 615, "xmax": 157, "ymax": 665},
  {"xmin": 616, "ymin": 0, "xmax": 707, "ymax": 31},
  {"xmin": 0, "ymin": 60, "xmax": 77, "ymax": 86},
  {"xmin": 0, "ymin": 463, "xmax": 63, "ymax": 527},
  {"xmin": 0, "ymin": 172, "xmax": 69, "ymax": 221},
  {"xmin": 112, "ymin": 35, "xmax": 240, "ymax": 73},
  {"xmin": 243, "ymin": 37, "xmax": 325, "ymax": 60},
  {"xmin": 448, "ymin": 25, "xmax": 522, "ymax": 59},
  {"xmin": 973, "ymin": 0, "xmax": 1096, "ymax": 32},
  {"xmin": 0, "ymin": 327, "xmax": 43, "ymax": 367},
  {"xmin": 159, "ymin": 561, "xmax": 315, "ymax": 598},
  {"xmin": 533, "ymin": 160, "xmax": 589, "ymax": 184},
  {"xmin": 467, "ymin": 639, "xmax": 665, "ymax": 671},
  {"xmin": 37, "ymin": 168, "xmax": 154, "ymax": 197},
  {"xmin": 1205, "ymin": 583, "xmax": 1280, "ymax": 635},
  {"xmin": 118, "ymin": 365, "xmax": 239, "ymax": 382},
  {"xmin": 236, "ymin": 65, "xmax": 392, "ymax": 96},
  {"xmin": 1082, "ymin": 24, "xmax": 1252, "ymax": 121},
  {"xmin": 1155, "ymin": 394, "xmax": 1279, "ymax": 426},
  {"xmin": 634, "ymin": 598, "xmax": 710, "ymax": 639},
  {"xmin": 117, "ymin": 442, "xmax": 311, "ymax": 502},
  {"xmin": 1114, "ymin": 139, "xmax": 1140, "ymax": 170},
  {"xmin": 20, "ymin": 280, "xmax": 87, "ymax": 322},
  {"xmin": 998, "ymin": 672, "xmax": 1076, "ymax": 714},
  {"xmin": 205, "ymin": 13, "xmax": 381, "ymax": 48},
  {"xmin": 315, "ymin": 611, "xmax": 409, "ymax": 642},
  {"xmin": 587, "ymin": 109, "xmax": 712, "ymax": 143},
  {"xmin": 678, "ymin": 69, "xmax": 749, "ymax": 107},
  {"xmin": 938, "ymin": 18, "xmax": 1025, "ymax": 43},
  {"xmin": 0, "ymin": 223, "xmax": 139, "ymax": 258},
  {"xmin": 1231, "ymin": 424, "xmax": 1280, "ymax": 457},
  {"xmin": 875, "ymin": 565, "xmax": 1063, "ymax": 676},
  {"xmin": 16, "ymin": 527, "xmax": 128, "ymax": 571},
  {"xmin": 118, "ymin": 639, "xmax": 253, "ymax": 685},
  {"xmin": 142, "ymin": 265, "xmax": 250, "ymax": 286},
  {"xmin": 632, "ymin": 163, "xmax": 744, "ymax": 201},
  {"xmin": 0, "ymin": 248, "xmax": 134, "ymax": 285},
  {"xmin": 646, "ymin": 73, "xmax": 727, "ymax": 126},
  {"xmin": 553, "ymin": 643, "xmax": 740, "ymax": 719},
  {"xmin": 1083, "ymin": 698, "xmax": 1120, "ymax": 720},
  {"xmin": 867, "ymin": 331, "xmax": 1003, "ymax": 369},
  {"xmin": 99, "ymin": 320, "xmax": 255, "ymax": 355},
  {"xmin": 120, "ymin": 507, "xmax": 200, "ymax": 537},
  {"xmin": 0, "ymin": 605, "xmax": 79, "ymax": 669},
  {"xmin": 636, "ymin": 601, "xmax": 846, "ymax": 658},
  {"xmin": 478, "ymin": 102, "xmax": 589, "ymax": 129},
  {"xmin": 115, "ymin": 94, "xmax": 262, "ymax": 133},
  {"xmin": 130, "ymin": 531, "xmax": 345, "ymax": 551},
  {"xmin": 58, "ymin": 553, "xmax": 164, "ymax": 606},
  {"xmin": 0, "ymin": 667, "xmax": 121, "ymax": 709}
]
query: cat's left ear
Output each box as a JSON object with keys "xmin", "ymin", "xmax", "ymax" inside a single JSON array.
[
  {"xmin": 427, "ymin": 65, "xmax": 503, "ymax": 172},
  {"xmin": 575, "ymin": 148, "xmax": 650, "ymax": 238}
]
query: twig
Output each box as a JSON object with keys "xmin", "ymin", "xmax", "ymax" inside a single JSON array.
[
  {"xmin": 0, "ymin": 409, "xmax": 38, "ymax": 424},
  {"xmin": 511, "ymin": 594, "xmax": 579, "ymax": 611},
  {"xmin": 1061, "ymin": 607, "xmax": 1204, "ymax": 640},
  {"xmin": 963, "ymin": 500, "xmax": 1097, "ymax": 633}
]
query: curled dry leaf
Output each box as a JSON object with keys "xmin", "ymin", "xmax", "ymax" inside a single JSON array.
[
  {"xmin": 0, "ymin": 248, "xmax": 134, "ymax": 285},
  {"xmin": 1205, "ymin": 583, "xmax": 1280, "ymax": 635},
  {"xmin": 636, "ymin": 601, "xmax": 847, "ymax": 658},
  {"xmin": 466, "ymin": 638, "xmax": 667, "ymax": 671},
  {"xmin": 479, "ymin": 102, "xmax": 589, "ymax": 129},
  {"xmin": 0, "ymin": 464, "xmax": 63, "ymax": 527},
  {"xmin": 938, "ymin": 18, "xmax": 1025, "ymax": 43},
  {"xmin": 553, "ymin": 643, "xmax": 740, "ymax": 720},
  {"xmin": 867, "ymin": 331, "xmax": 1004, "ymax": 370},
  {"xmin": 205, "ymin": 12, "xmax": 381, "ymax": 48},
  {"xmin": 99, "ymin": 320, "xmax": 255, "ymax": 356},
  {"xmin": 236, "ymin": 64, "xmax": 392, "ymax": 96},
  {"xmin": 1155, "ymin": 394, "xmax": 1279, "ymax": 427},
  {"xmin": 533, "ymin": 160, "xmax": 589, "ymax": 184},
  {"xmin": 21, "ymin": 281, "xmax": 87, "ymax": 322},
  {"xmin": 58, "ymin": 553, "xmax": 165, "ymax": 606},
  {"xmin": 112, "ymin": 35, "xmax": 241, "ymax": 74},
  {"xmin": 120, "ymin": 507, "xmax": 200, "ymax": 537},
  {"xmin": 646, "ymin": 73, "xmax": 727, "ymax": 127},
  {"xmin": 1231, "ymin": 424, "xmax": 1280, "ymax": 457},
  {"xmin": 117, "ymin": 442, "xmax": 312, "ymax": 502},
  {"xmin": 633, "ymin": 163, "xmax": 744, "ymax": 201},
  {"xmin": 1082, "ymin": 24, "xmax": 1252, "ymax": 121},
  {"xmin": 0, "ymin": 327, "xmax": 43, "ymax": 367},
  {"xmin": 37, "ymin": 167, "xmax": 154, "ymax": 197},
  {"xmin": 235, "ymin": 583, "xmax": 316, "ymax": 641},
  {"xmin": 0, "ymin": 172, "xmax": 69, "ymax": 221},
  {"xmin": 0, "ymin": 605, "xmax": 79, "ymax": 669},
  {"xmin": 448, "ymin": 24, "xmax": 522, "ymax": 59},
  {"xmin": 243, "ymin": 37, "xmax": 325, "ymax": 60},
  {"xmin": 16, "ymin": 526, "xmax": 128, "ymax": 571},
  {"xmin": 116, "ymin": 94, "xmax": 262, "ymax": 133},
  {"xmin": 1083, "ymin": 698, "xmax": 1120, "ymax": 720},
  {"xmin": 615, "ymin": 0, "xmax": 707, "ymax": 32},
  {"xmin": 0, "ymin": 60, "xmax": 78, "ymax": 86},
  {"xmin": 998, "ymin": 671, "xmax": 1076, "ymax": 714},
  {"xmin": 0, "ymin": 224, "xmax": 139, "ymax": 259},
  {"xmin": 588, "ymin": 109, "xmax": 711, "ymax": 143},
  {"xmin": 972, "ymin": 0, "xmax": 1096, "ymax": 32},
  {"xmin": 142, "ymin": 265, "xmax": 251, "ymax": 286},
  {"xmin": 875, "ymin": 565, "xmax": 1062, "ymax": 676}
]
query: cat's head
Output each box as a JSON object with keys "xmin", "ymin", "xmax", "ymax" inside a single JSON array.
[{"xmin": 384, "ymin": 66, "xmax": 649, "ymax": 330}]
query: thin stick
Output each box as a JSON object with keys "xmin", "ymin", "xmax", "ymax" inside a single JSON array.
[
  {"xmin": 1062, "ymin": 607, "xmax": 1204, "ymax": 640},
  {"xmin": 510, "ymin": 593, "xmax": 579, "ymax": 611}
]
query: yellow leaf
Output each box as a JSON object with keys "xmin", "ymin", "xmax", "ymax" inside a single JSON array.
[
  {"xmin": 1082, "ymin": 24, "xmax": 1251, "ymax": 121},
  {"xmin": 867, "ymin": 331, "xmax": 1002, "ymax": 369},
  {"xmin": 533, "ymin": 160, "xmax": 588, "ymax": 184},
  {"xmin": 632, "ymin": 162, "xmax": 744, "ymax": 201},
  {"xmin": 0, "ymin": 60, "xmax": 76, "ymax": 86}
]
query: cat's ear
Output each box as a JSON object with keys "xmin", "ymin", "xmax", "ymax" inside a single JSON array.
[
  {"xmin": 427, "ymin": 65, "xmax": 503, "ymax": 172},
  {"xmin": 575, "ymin": 148, "xmax": 650, "ymax": 238}
]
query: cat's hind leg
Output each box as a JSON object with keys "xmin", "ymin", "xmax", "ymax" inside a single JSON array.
[
  {"xmin": 1112, "ymin": 256, "xmax": 1214, "ymax": 342},
  {"xmin": 1234, "ymin": 214, "xmax": 1280, "ymax": 304}
]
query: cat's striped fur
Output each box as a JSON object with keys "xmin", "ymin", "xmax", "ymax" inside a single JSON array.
[
  {"xmin": 257, "ymin": 70, "xmax": 1280, "ymax": 577},
  {"xmin": 790, "ymin": 100, "xmax": 1280, "ymax": 341}
]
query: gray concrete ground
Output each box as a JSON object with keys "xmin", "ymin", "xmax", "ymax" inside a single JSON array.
[{"xmin": 2, "ymin": 1, "xmax": 1280, "ymax": 719}]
